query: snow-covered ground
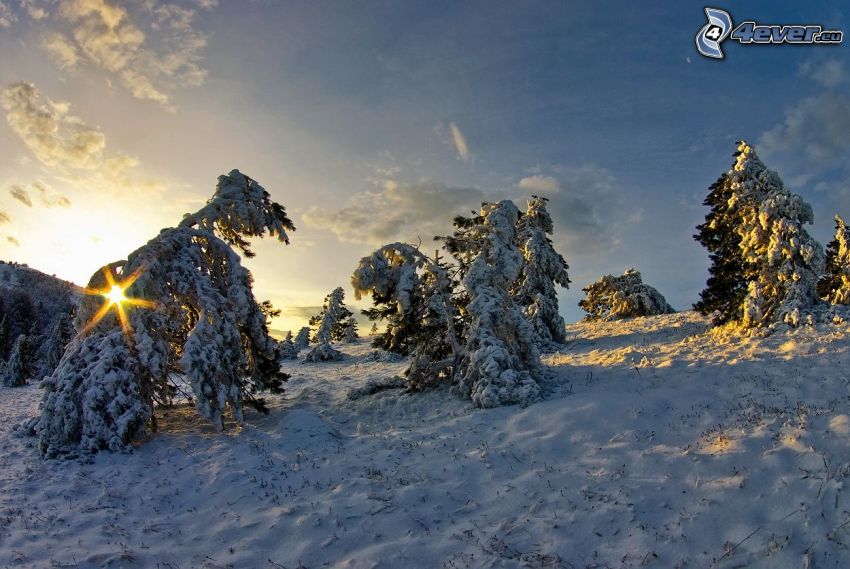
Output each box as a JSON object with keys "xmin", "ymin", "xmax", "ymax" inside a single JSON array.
[{"xmin": 4, "ymin": 311, "xmax": 850, "ymax": 568}]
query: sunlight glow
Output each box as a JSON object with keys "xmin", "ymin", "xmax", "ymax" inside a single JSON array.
[
  {"xmin": 82, "ymin": 266, "xmax": 156, "ymax": 337},
  {"xmin": 104, "ymin": 284, "xmax": 128, "ymax": 306}
]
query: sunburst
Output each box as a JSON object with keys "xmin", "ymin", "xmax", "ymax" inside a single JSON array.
[{"xmin": 82, "ymin": 265, "xmax": 156, "ymax": 336}]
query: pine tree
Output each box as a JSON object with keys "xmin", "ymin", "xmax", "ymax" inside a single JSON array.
[
  {"xmin": 293, "ymin": 326, "xmax": 311, "ymax": 350},
  {"xmin": 818, "ymin": 215, "xmax": 850, "ymax": 305},
  {"xmin": 278, "ymin": 330, "xmax": 298, "ymax": 361},
  {"xmin": 369, "ymin": 322, "xmax": 378, "ymax": 336},
  {"xmin": 352, "ymin": 243, "xmax": 461, "ymax": 390},
  {"xmin": 732, "ymin": 143, "xmax": 824, "ymax": 327},
  {"xmin": 304, "ymin": 287, "xmax": 349, "ymax": 362},
  {"xmin": 37, "ymin": 170, "xmax": 294, "ymax": 456},
  {"xmin": 455, "ymin": 201, "xmax": 541, "ymax": 408},
  {"xmin": 579, "ymin": 269, "xmax": 674, "ymax": 321},
  {"xmin": 343, "ymin": 317, "xmax": 359, "ymax": 343},
  {"xmin": 308, "ymin": 287, "xmax": 353, "ymax": 343},
  {"xmin": 42, "ymin": 312, "xmax": 74, "ymax": 376},
  {"xmin": 512, "ymin": 196, "xmax": 570, "ymax": 348},
  {"xmin": 3, "ymin": 333, "xmax": 34, "ymax": 387},
  {"xmin": 695, "ymin": 141, "xmax": 824, "ymax": 328},
  {"xmin": 694, "ymin": 169, "xmax": 749, "ymax": 324}
]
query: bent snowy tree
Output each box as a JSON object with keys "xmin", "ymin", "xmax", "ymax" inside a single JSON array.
[
  {"xmin": 580, "ymin": 269, "xmax": 674, "ymax": 321},
  {"xmin": 37, "ymin": 170, "xmax": 294, "ymax": 457},
  {"xmin": 352, "ymin": 243, "xmax": 462, "ymax": 390}
]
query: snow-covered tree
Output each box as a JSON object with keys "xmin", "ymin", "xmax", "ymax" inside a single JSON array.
[
  {"xmin": 731, "ymin": 143, "xmax": 824, "ymax": 327},
  {"xmin": 36, "ymin": 170, "xmax": 294, "ymax": 457},
  {"xmin": 304, "ymin": 287, "xmax": 349, "ymax": 362},
  {"xmin": 278, "ymin": 331, "xmax": 298, "ymax": 361},
  {"xmin": 293, "ymin": 326, "xmax": 311, "ymax": 350},
  {"xmin": 695, "ymin": 142, "xmax": 824, "ymax": 328},
  {"xmin": 3, "ymin": 333, "xmax": 34, "ymax": 387},
  {"xmin": 694, "ymin": 168, "xmax": 749, "ymax": 324},
  {"xmin": 818, "ymin": 215, "xmax": 850, "ymax": 305},
  {"xmin": 512, "ymin": 196, "xmax": 570, "ymax": 348},
  {"xmin": 343, "ymin": 317, "xmax": 359, "ymax": 343},
  {"xmin": 352, "ymin": 243, "xmax": 461, "ymax": 390},
  {"xmin": 579, "ymin": 269, "xmax": 674, "ymax": 321},
  {"xmin": 455, "ymin": 201, "xmax": 541, "ymax": 408},
  {"xmin": 369, "ymin": 322, "xmax": 378, "ymax": 336},
  {"xmin": 41, "ymin": 312, "xmax": 74, "ymax": 378},
  {"xmin": 309, "ymin": 287, "xmax": 353, "ymax": 343}
]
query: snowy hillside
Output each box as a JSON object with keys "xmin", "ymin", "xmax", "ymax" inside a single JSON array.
[{"xmin": 3, "ymin": 312, "xmax": 850, "ymax": 568}]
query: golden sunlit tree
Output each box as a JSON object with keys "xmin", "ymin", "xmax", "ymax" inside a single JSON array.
[{"xmin": 36, "ymin": 170, "xmax": 294, "ymax": 457}]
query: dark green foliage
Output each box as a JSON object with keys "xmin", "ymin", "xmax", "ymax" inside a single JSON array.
[{"xmin": 693, "ymin": 168, "xmax": 748, "ymax": 325}]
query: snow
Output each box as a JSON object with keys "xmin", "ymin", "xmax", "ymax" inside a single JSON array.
[{"xmin": 5, "ymin": 313, "xmax": 850, "ymax": 567}]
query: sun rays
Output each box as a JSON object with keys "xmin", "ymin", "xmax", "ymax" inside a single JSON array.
[{"xmin": 82, "ymin": 265, "xmax": 156, "ymax": 336}]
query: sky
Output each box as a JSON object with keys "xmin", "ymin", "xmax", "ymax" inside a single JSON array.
[{"xmin": 1, "ymin": 0, "xmax": 849, "ymax": 332}]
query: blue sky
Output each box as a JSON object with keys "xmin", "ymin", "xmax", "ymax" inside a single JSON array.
[{"xmin": 1, "ymin": 0, "xmax": 849, "ymax": 328}]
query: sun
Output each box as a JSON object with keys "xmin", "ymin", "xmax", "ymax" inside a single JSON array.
[
  {"xmin": 104, "ymin": 284, "xmax": 128, "ymax": 306},
  {"xmin": 82, "ymin": 266, "xmax": 156, "ymax": 336}
]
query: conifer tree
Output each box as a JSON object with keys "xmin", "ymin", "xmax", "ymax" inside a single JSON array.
[
  {"xmin": 352, "ymin": 243, "xmax": 461, "ymax": 389},
  {"xmin": 278, "ymin": 330, "xmax": 298, "ymax": 361},
  {"xmin": 308, "ymin": 287, "xmax": 353, "ymax": 342},
  {"xmin": 818, "ymin": 215, "xmax": 850, "ymax": 305},
  {"xmin": 304, "ymin": 287, "xmax": 348, "ymax": 362},
  {"xmin": 579, "ymin": 269, "xmax": 674, "ymax": 321},
  {"xmin": 37, "ymin": 170, "xmax": 294, "ymax": 456},
  {"xmin": 512, "ymin": 196, "xmax": 570, "ymax": 348},
  {"xmin": 293, "ymin": 326, "xmax": 311, "ymax": 350},
  {"xmin": 455, "ymin": 201, "xmax": 541, "ymax": 408},
  {"xmin": 695, "ymin": 141, "xmax": 824, "ymax": 327},
  {"xmin": 731, "ymin": 143, "xmax": 824, "ymax": 327},
  {"xmin": 3, "ymin": 333, "xmax": 34, "ymax": 387},
  {"xmin": 42, "ymin": 312, "xmax": 74, "ymax": 376},
  {"xmin": 694, "ymin": 170, "xmax": 748, "ymax": 324},
  {"xmin": 343, "ymin": 317, "xmax": 359, "ymax": 343}
]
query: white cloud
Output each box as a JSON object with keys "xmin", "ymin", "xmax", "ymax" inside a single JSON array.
[
  {"xmin": 518, "ymin": 174, "xmax": 559, "ymax": 193},
  {"xmin": 759, "ymin": 93, "xmax": 850, "ymax": 175},
  {"xmin": 304, "ymin": 164, "xmax": 630, "ymax": 257},
  {"xmin": 0, "ymin": 1, "xmax": 17, "ymax": 27},
  {"xmin": 30, "ymin": 0, "xmax": 211, "ymax": 107},
  {"xmin": 1, "ymin": 81, "xmax": 165, "ymax": 195},
  {"xmin": 303, "ymin": 178, "xmax": 486, "ymax": 246},
  {"xmin": 800, "ymin": 59, "xmax": 847, "ymax": 88},
  {"xmin": 449, "ymin": 122, "xmax": 470, "ymax": 162}
]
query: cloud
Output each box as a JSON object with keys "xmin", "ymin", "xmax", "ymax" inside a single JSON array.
[
  {"xmin": 34, "ymin": 181, "xmax": 71, "ymax": 207},
  {"xmin": 518, "ymin": 175, "xmax": 559, "ymax": 193},
  {"xmin": 0, "ymin": 1, "xmax": 17, "ymax": 28},
  {"xmin": 302, "ymin": 179, "xmax": 487, "ymax": 246},
  {"xmin": 41, "ymin": 32, "xmax": 81, "ymax": 69},
  {"xmin": 281, "ymin": 305, "xmax": 324, "ymax": 320},
  {"xmin": 305, "ymin": 163, "xmax": 628, "ymax": 257},
  {"xmin": 518, "ymin": 165, "xmax": 633, "ymax": 255},
  {"xmin": 2, "ymin": 82, "xmax": 106, "ymax": 169},
  {"xmin": 758, "ymin": 93, "xmax": 850, "ymax": 179},
  {"xmin": 2, "ymin": 81, "xmax": 164, "ymax": 195},
  {"xmin": 28, "ymin": 0, "xmax": 210, "ymax": 106},
  {"xmin": 9, "ymin": 185, "xmax": 32, "ymax": 207},
  {"xmin": 800, "ymin": 59, "xmax": 847, "ymax": 88},
  {"xmin": 0, "ymin": 211, "xmax": 10, "ymax": 224},
  {"xmin": 449, "ymin": 122, "xmax": 470, "ymax": 162},
  {"xmin": 6, "ymin": 236, "xmax": 20, "ymax": 247}
]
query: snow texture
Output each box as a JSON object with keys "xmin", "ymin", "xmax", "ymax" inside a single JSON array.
[
  {"xmin": 513, "ymin": 196, "xmax": 570, "ymax": 349},
  {"xmin": 8, "ymin": 314, "xmax": 850, "ymax": 567},
  {"xmin": 580, "ymin": 268, "xmax": 675, "ymax": 321},
  {"xmin": 455, "ymin": 201, "xmax": 541, "ymax": 408},
  {"xmin": 731, "ymin": 143, "xmax": 825, "ymax": 328}
]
